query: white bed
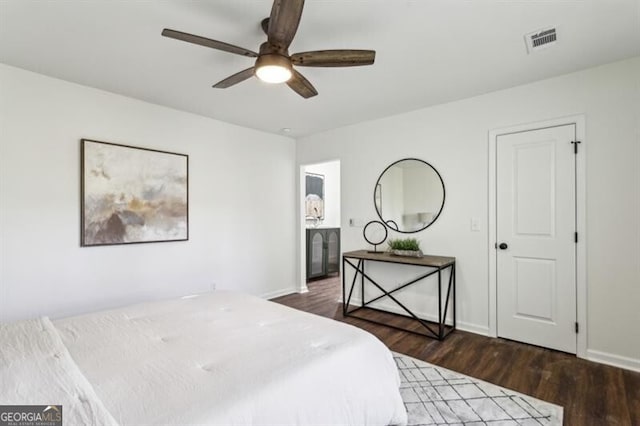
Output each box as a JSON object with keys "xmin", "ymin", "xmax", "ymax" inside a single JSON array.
[{"xmin": 1, "ymin": 291, "xmax": 407, "ymax": 425}]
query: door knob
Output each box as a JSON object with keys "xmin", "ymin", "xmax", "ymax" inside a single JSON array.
[{"xmin": 499, "ymin": 242, "xmax": 508, "ymax": 250}]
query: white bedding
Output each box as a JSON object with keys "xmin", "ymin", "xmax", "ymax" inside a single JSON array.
[
  {"xmin": 52, "ymin": 291, "xmax": 407, "ymax": 425},
  {"xmin": 0, "ymin": 318, "xmax": 118, "ymax": 426}
]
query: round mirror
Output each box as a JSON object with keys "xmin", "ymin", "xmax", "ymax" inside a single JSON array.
[{"xmin": 374, "ymin": 158, "xmax": 445, "ymax": 233}]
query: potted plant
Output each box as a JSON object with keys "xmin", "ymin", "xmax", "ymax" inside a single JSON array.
[{"xmin": 387, "ymin": 238, "xmax": 423, "ymax": 258}]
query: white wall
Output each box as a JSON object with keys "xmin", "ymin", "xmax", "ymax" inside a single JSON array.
[
  {"xmin": 304, "ymin": 161, "xmax": 340, "ymax": 228},
  {"xmin": 0, "ymin": 64, "xmax": 297, "ymax": 322},
  {"xmin": 296, "ymin": 57, "xmax": 640, "ymax": 368}
]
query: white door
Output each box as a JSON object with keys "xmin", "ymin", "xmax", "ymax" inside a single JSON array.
[{"xmin": 496, "ymin": 125, "xmax": 577, "ymax": 353}]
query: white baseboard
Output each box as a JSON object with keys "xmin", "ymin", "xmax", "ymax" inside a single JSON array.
[
  {"xmin": 586, "ymin": 349, "xmax": 640, "ymax": 373},
  {"xmin": 456, "ymin": 320, "xmax": 490, "ymax": 336},
  {"xmin": 261, "ymin": 287, "xmax": 297, "ymax": 300},
  {"xmin": 298, "ymin": 286, "xmax": 309, "ymax": 294}
]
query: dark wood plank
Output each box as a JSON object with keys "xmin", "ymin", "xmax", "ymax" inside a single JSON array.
[
  {"xmin": 344, "ymin": 249, "xmax": 455, "ymax": 267},
  {"xmin": 273, "ymin": 276, "xmax": 640, "ymax": 426}
]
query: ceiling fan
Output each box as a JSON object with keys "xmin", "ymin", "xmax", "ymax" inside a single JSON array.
[{"xmin": 161, "ymin": 0, "xmax": 375, "ymax": 98}]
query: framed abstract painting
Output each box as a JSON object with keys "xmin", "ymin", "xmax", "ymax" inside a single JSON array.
[
  {"xmin": 81, "ymin": 139, "xmax": 188, "ymax": 246},
  {"xmin": 305, "ymin": 172, "xmax": 324, "ymax": 219}
]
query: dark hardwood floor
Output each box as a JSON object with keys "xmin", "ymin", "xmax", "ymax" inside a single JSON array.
[{"xmin": 273, "ymin": 276, "xmax": 640, "ymax": 426}]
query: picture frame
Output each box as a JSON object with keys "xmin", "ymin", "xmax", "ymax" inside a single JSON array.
[
  {"xmin": 81, "ymin": 139, "xmax": 189, "ymax": 247},
  {"xmin": 305, "ymin": 172, "xmax": 325, "ymax": 219}
]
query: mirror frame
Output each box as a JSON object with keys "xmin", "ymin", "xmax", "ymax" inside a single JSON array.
[{"xmin": 373, "ymin": 158, "xmax": 446, "ymax": 234}]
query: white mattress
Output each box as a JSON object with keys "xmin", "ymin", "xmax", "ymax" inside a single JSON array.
[
  {"xmin": 53, "ymin": 291, "xmax": 407, "ymax": 425},
  {"xmin": 0, "ymin": 318, "xmax": 118, "ymax": 425}
]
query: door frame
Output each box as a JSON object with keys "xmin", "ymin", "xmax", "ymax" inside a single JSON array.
[
  {"xmin": 488, "ymin": 115, "xmax": 587, "ymax": 359},
  {"xmin": 298, "ymin": 159, "xmax": 341, "ymax": 293},
  {"xmin": 298, "ymin": 164, "xmax": 310, "ymax": 294}
]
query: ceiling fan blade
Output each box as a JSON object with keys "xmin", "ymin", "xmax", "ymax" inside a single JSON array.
[
  {"xmin": 286, "ymin": 70, "xmax": 317, "ymax": 98},
  {"xmin": 162, "ymin": 29, "xmax": 258, "ymax": 58},
  {"xmin": 267, "ymin": 0, "xmax": 305, "ymax": 49},
  {"xmin": 291, "ymin": 50, "xmax": 376, "ymax": 67},
  {"xmin": 212, "ymin": 67, "xmax": 255, "ymax": 88}
]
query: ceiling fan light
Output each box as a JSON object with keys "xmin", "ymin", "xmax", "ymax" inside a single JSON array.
[
  {"xmin": 255, "ymin": 54, "xmax": 292, "ymax": 84},
  {"xmin": 256, "ymin": 65, "xmax": 292, "ymax": 84}
]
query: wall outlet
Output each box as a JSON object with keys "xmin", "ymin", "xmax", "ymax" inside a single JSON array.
[
  {"xmin": 471, "ymin": 217, "xmax": 480, "ymax": 232},
  {"xmin": 349, "ymin": 218, "xmax": 364, "ymax": 227}
]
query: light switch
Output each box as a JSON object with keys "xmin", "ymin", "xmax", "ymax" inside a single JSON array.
[
  {"xmin": 349, "ymin": 218, "xmax": 364, "ymax": 227},
  {"xmin": 471, "ymin": 217, "xmax": 480, "ymax": 232}
]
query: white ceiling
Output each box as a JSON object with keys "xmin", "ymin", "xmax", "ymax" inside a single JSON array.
[{"xmin": 1, "ymin": 0, "xmax": 639, "ymax": 137}]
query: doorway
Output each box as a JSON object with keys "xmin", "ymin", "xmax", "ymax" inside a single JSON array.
[
  {"xmin": 298, "ymin": 160, "xmax": 341, "ymax": 292},
  {"xmin": 488, "ymin": 116, "xmax": 587, "ymax": 357}
]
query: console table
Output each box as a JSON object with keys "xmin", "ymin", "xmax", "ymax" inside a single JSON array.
[{"xmin": 342, "ymin": 250, "xmax": 456, "ymax": 340}]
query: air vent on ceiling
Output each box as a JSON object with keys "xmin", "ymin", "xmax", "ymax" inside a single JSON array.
[{"xmin": 525, "ymin": 27, "xmax": 557, "ymax": 53}]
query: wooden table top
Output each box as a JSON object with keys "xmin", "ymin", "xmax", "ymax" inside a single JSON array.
[{"xmin": 343, "ymin": 250, "xmax": 455, "ymax": 268}]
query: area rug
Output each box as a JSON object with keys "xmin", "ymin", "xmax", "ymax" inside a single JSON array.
[{"xmin": 393, "ymin": 353, "xmax": 563, "ymax": 425}]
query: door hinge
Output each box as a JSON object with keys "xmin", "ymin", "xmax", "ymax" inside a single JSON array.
[
  {"xmin": 571, "ymin": 140, "xmax": 581, "ymax": 154},
  {"xmin": 574, "ymin": 232, "xmax": 578, "ymax": 243},
  {"xmin": 575, "ymin": 322, "xmax": 579, "ymax": 333}
]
